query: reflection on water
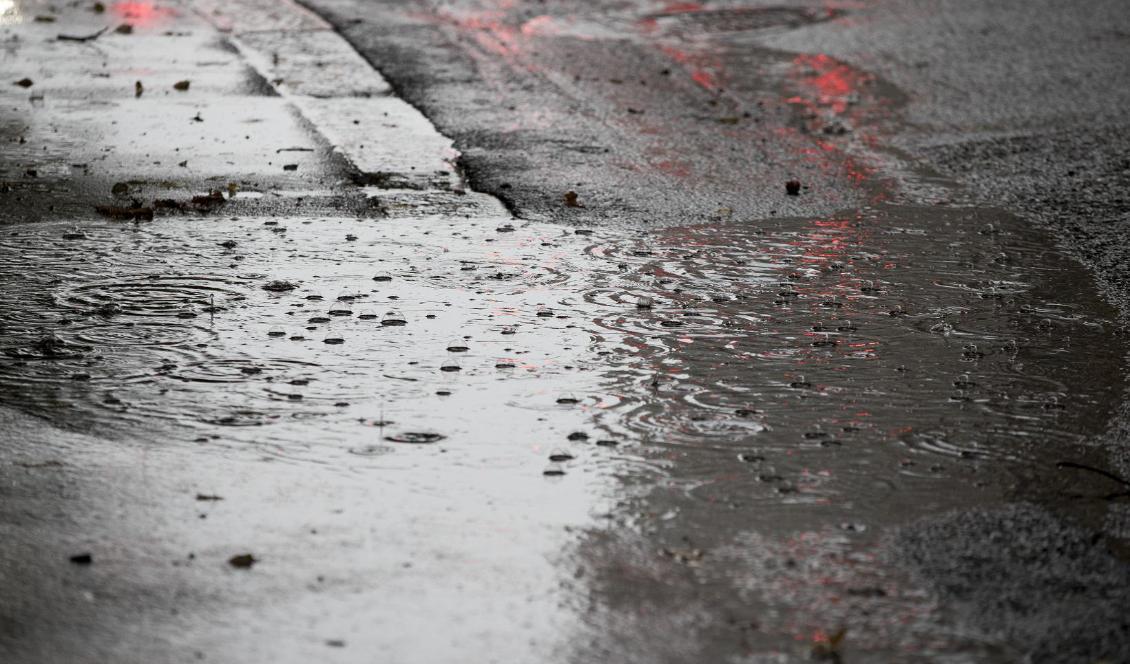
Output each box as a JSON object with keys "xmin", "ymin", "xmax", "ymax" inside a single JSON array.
[
  {"xmin": 567, "ymin": 205, "xmax": 1123, "ymax": 661},
  {"xmin": 0, "ymin": 199, "xmax": 1121, "ymax": 659},
  {"xmin": 586, "ymin": 207, "xmax": 1117, "ymax": 499}
]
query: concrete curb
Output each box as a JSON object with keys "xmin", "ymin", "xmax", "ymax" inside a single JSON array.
[{"xmin": 191, "ymin": 0, "xmax": 471, "ymax": 195}]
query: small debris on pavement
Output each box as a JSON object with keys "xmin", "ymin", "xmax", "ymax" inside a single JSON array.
[
  {"xmin": 563, "ymin": 191, "xmax": 583, "ymax": 208},
  {"xmin": 823, "ymin": 121, "xmax": 851, "ymax": 135},
  {"xmin": 228, "ymin": 553, "xmax": 257, "ymax": 569},
  {"xmin": 282, "ymin": 164, "xmax": 298, "ymax": 171},
  {"xmin": 134, "ymin": 81, "xmax": 143, "ymax": 98},
  {"xmin": 785, "ymin": 180, "xmax": 802, "ymax": 195},
  {"xmin": 57, "ymin": 27, "xmax": 108, "ymax": 42},
  {"xmin": 173, "ymin": 80, "xmax": 191, "ymax": 91},
  {"xmin": 195, "ymin": 494, "xmax": 223, "ymax": 501},
  {"xmin": 661, "ymin": 547, "xmax": 704, "ymax": 566},
  {"xmin": 14, "ymin": 78, "xmax": 33, "ymax": 88},
  {"xmin": 115, "ymin": 24, "xmax": 133, "ymax": 35},
  {"xmin": 69, "ymin": 553, "xmax": 93, "ymax": 565},
  {"xmin": 385, "ymin": 432, "xmax": 445, "ymax": 444}
]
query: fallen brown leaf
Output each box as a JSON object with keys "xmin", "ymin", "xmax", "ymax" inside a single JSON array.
[
  {"xmin": 152, "ymin": 198, "xmax": 187, "ymax": 211},
  {"xmin": 191, "ymin": 191, "xmax": 225, "ymax": 209},
  {"xmin": 94, "ymin": 205, "xmax": 154, "ymax": 221}
]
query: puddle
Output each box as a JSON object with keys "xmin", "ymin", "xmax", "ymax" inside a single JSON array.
[
  {"xmin": 0, "ymin": 215, "xmax": 607, "ymax": 458},
  {"xmin": 585, "ymin": 206, "xmax": 1119, "ymax": 495},
  {"xmin": 564, "ymin": 204, "xmax": 1124, "ymax": 659},
  {"xmin": 0, "ymin": 195, "xmax": 1121, "ymax": 660}
]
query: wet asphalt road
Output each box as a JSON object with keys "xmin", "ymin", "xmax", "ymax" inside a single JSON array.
[{"xmin": 2, "ymin": 0, "xmax": 1130, "ymax": 662}]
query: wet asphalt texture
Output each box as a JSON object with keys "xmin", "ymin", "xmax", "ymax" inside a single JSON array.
[
  {"xmin": 302, "ymin": 0, "xmax": 1130, "ymax": 660},
  {"xmin": 2, "ymin": 0, "xmax": 1130, "ymax": 662}
]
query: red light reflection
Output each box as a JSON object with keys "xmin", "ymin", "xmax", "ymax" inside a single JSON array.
[{"xmin": 110, "ymin": 1, "xmax": 176, "ymax": 27}]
